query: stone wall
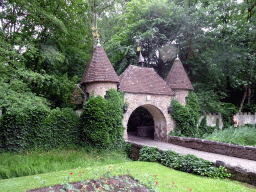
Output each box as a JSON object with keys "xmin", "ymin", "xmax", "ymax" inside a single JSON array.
[
  {"xmin": 123, "ymin": 93, "xmax": 174, "ymax": 142},
  {"xmin": 234, "ymin": 112, "xmax": 256, "ymax": 126},
  {"xmin": 173, "ymin": 89, "xmax": 188, "ymax": 106},
  {"xmin": 85, "ymin": 82, "xmax": 117, "ymax": 99},
  {"xmin": 199, "ymin": 112, "xmax": 256, "ymax": 128},
  {"xmin": 199, "ymin": 113, "xmax": 223, "ymax": 129},
  {"xmin": 168, "ymin": 135, "xmax": 256, "ymax": 161}
]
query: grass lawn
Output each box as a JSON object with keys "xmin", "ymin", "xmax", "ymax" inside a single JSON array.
[{"xmin": 1, "ymin": 161, "xmax": 256, "ymax": 192}]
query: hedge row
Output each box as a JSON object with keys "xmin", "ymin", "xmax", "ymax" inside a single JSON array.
[
  {"xmin": 0, "ymin": 89, "xmax": 125, "ymax": 153},
  {"xmin": 0, "ymin": 107, "xmax": 81, "ymax": 152}
]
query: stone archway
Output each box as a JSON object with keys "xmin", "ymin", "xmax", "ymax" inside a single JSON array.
[
  {"xmin": 127, "ymin": 106, "xmax": 154, "ymax": 139},
  {"xmin": 124, "ymin": 104, "xmax": 168, "ymax": 142}
]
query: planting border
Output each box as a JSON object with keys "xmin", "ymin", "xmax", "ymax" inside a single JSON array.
[
  {"xmin": 126, "ymin": 141, "xmax": 256, "ymax": 186},
  {"xmin": 168, "ymin": 136, "xmax": 256, "ymax": 161}
]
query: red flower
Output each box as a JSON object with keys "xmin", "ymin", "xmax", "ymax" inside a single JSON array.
[
  {"xmin": 156, "ymin": 182, "xmax": 158, "ymax": 186},
  {"xmin": 70, "ymin": 172, "xmax": 73, "ymax": 175}
]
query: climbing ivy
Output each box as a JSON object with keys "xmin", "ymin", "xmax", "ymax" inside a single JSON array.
[
  {"xmin": 170, "ymin": 91, "xmax": 201, "ymax": 137},
  {"xmin": 81, "ymin": 89, "xmax": 125, "ymax": 151}
]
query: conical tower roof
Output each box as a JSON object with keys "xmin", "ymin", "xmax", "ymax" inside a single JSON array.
[
  {"xmin": 81, "ymin": 43, "xmax": 119, "ymax": 84},
  {"xmin": 119, "ymin": 65, "xmax": 174, "ymax": 95},
  {"xmin": 166, "ymin": 58, "xmax": 194, "ymax": 90}
]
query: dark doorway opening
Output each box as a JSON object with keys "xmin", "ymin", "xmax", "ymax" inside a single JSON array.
[{"xmin": 127, "ymin": 106, "xmax": 154, "ymax": 139}]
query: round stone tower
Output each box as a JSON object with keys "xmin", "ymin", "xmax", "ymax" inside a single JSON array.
[{"xmin": 80, "ymin": 42, "xmax": 120, "ymax": 101}]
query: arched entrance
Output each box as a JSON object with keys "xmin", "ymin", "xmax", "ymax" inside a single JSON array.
[
  {"xmin": 125, "ymin": 104, "xmax": 167, "ymax": 141},
  {"xmin": 127, "ymin": 106, "xmax": 154, "ymax": 139}
]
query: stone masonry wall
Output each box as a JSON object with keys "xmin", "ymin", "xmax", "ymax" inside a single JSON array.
[
  {"xmin": 234, "ymin": 112, "xmax": 256, "ymax": 126},
  {"xmin": 168, "ymin": 135, "xmax": 256, "ymax": 161},
  {"xmin": 85, "ymin": 82, "xmax": 117, "ymax": 99},
  {"xmin": 123, "ymin": 93, "xmax": 174, "ymax": 142},
  {"xmin": 173, "ymin": 90, "xmax": 188, "ymax": 106},
  {"xmin": 199, "ymin": 113, "xmax": 224, "ymax": 129}
]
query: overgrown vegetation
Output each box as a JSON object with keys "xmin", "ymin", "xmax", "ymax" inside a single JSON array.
[
  {"xmin": 170, "ymin": 91, "xmax": 201, "ymax": 137},
  {"xmin": 138, "ymin": 146, "xmax": 231, "ymax": 179},
  {"xmin": 81, "ymin": 89, "xmax": 125, "ymax": 151},
  {"xmin": 202, "ymin": 125, "xmax": 256, "ymax": 147}
]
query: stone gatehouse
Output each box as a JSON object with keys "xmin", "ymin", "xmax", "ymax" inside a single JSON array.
[{"xmin": 75, "ymin": 42, "xmax": 193, "ymax": 142}]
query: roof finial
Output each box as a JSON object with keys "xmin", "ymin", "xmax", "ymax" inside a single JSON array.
[
  {"xmin": 139, "ymin": 51, "xmax": 144, "ymax": 67},
  {"xmin": 175, "ymin": 54, "xmax": 179, "ymax": 60},
  {"xmin": 97, "ymin": 38, "xmax": 101, "ymax": 46}
]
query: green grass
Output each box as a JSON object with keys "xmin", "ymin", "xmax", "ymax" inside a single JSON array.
[
  {"xmin": 1, "ymin": 162, "xmax": 256, "ymax": 192},
  {"xmin": 203, "ymin": 125, "xmax": 256, "ymax": 147},
  {"xmin": 0, "ymin": 147, "xmax": 132, "ymax": 179}
]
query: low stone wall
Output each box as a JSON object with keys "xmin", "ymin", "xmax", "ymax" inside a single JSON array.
[
  {"xmin": 235, "ymin": 112, "xmax": 256, "ymax": 126},
  {"xmin": 126, "ymin": 141, "xmax": 256, "ymax": 186},
  {"xmin": 168, "ymin": 136, "xmax": 256, "ymax": 161}
]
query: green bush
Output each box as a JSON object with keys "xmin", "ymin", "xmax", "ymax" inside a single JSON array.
[
  {"xmin": 160, "ymin": 150, "xmax": 180, "ymax": 167},
  {"xmin": 170, "ymin": 91, "xmax": 201, "ymax": 137},
  {"xmin": 81, "ymin": 89, "xmax": 125, "ymax": 151},
  {"xmin": 1, "ymin": 105, "xmax": 50, "ymax": 152},
  {"xmin": 41, "ymin": 108, "xmax": 82, "ymax": 150},
  {"xmin": 138, "ymin": 146, "xmax": 161, "ymax": 162}
]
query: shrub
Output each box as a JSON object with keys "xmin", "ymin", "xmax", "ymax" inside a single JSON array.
[
  {"xmin": 41, "ymin": 108, "xmax": 81, "ymax": 150},
  {"xmin": 171, "ymin": 100, "xmax": 196, "ymax": 137},
  {"xmin": 160, "ymin": 150, "xmax": 180, "ymax": 167},
  {"xmin": 139, "ymin": 146, "xmax": 231, "ymax": 179},
  {"xmin": 81, "ymin": 89, "xmax": 125, "ymax": 151},
  {"xmin": 1, "ymin": 104, "xmax": 50, "ymax": 152},
  {"xmin": 138, "ymin": 146, "xmax": 161, "ymax": 162}
]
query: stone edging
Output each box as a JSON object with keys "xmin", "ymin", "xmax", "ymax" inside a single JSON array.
[{"xmin": 168, "ymin": 136, "xmax": 256, "ymax": 161}]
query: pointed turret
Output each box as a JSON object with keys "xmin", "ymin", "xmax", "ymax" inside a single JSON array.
[
  {"xmin": 166, "ymin": 57, "xmax": 193, "ymax": 90},
  {"xmin": 80, "ymin": 43, "xmax": 119, "ymax": 100},
  {"xmin": 166, "ymin": 57, "xmax": 193, "ymax": 105}
]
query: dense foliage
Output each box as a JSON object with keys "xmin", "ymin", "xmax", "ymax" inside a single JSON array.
[
  {"xmin": 102, "ymin": 0, "xmax": 256, "ymax": 114},
  {"xmin": 1, "ymin": 104, "xmax": 50, "ymax": 152},
  {"xmin": 139, "ymin": 146, "xmax": 231, "ymax": 179},
  {"xmin": 42, "ymin": 108, "xmax": 82, "ymax": 149},
  {"xmin": 81, "ymin": 89, "xmax": 125, "ymax": 151},
  {"xmin": 170, "ymin": 92, "xmax": 201, "ymax": 137},
  {"xmin": 203, "ymin": 124, "xmax": 256, "ymax": 147},
  {"xmin": 0, "ymin": 106, "xmax": 82, "ymax": 152}
]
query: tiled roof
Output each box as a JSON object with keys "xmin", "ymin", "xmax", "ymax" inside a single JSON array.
[
  {"xmin": 81, "ymin": 44, "xmax": 119, "ymax": 84},
  {"xmin": 165, "ymin": 58, "xmax": 194, "ymax": 90},
  {"xmin": 119, "ymin": 65, "xmax": 175, "ymax": 95},
  {"xmin": 70, "ymin": 85, "xmax": 83, "ymax": 104}
]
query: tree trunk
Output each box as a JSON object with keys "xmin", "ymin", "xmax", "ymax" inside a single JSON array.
[{"xmin": 239, "ymin": 86, "xmax": 248, "ymax": 112}]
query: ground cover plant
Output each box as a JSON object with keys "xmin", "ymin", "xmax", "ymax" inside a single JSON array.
[
  {"xmin": 138, "ymin": 146, "xmax": 231, "ymax": 179},
  {"xmin": 202, "ymin": 125, "xmax": 256, "ymax": 147},
  {"xmin": 1, "ymin": 162, "xmax": 256, "ymax": 192}
]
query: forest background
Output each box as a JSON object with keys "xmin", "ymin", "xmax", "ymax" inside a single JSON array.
[{"xmin": 0, "ymin": 0, "xmax": 256, "ymax": 116}]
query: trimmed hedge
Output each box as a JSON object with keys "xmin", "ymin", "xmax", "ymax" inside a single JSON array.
[
  {"xmin": 0, "ymin": 106, "xmax": 81, "ymax": 152},
  {"xmin": 41, "ymin": 108, "xmax": 82, "ymax": 150},
  {"xmin": 1, "ymin": 105, "xmax": 50, "ymax": 152}
]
